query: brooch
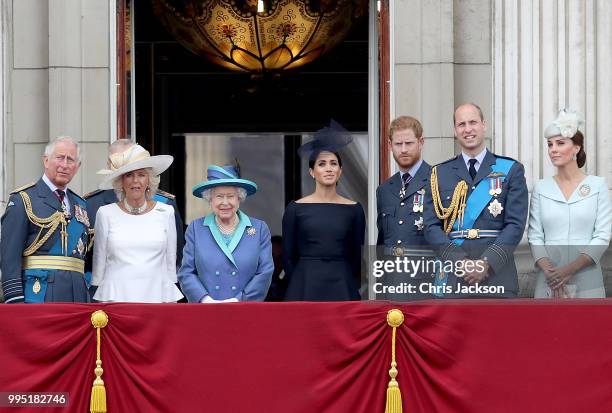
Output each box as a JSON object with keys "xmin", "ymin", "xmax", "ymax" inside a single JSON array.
[
  {"xmin": 578, "ymin": 184, "xmax": 590, "ymax": 197},
  {"xmin": 487, "ymin": 199, "xmax": 504, "ymax": 218},
  {"xmin": 246, "ymin": 227, "xmax": 257, "ymax": 236}
]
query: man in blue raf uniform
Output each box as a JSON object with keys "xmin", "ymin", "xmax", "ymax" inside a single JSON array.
[
  {"xmin": 1, "ymin": 136, "xmax": 91, "ymax": 303},
  {"xmin": 376, "ymin": 116, "xmax": 434, "ymax": 300},
  {"xmin": 84, "ymin": 139, "xmax": 185, "ymax": 270},
  {"xmin": 423, "ymin": 103, "xmax": 528, "ymax": 298}
]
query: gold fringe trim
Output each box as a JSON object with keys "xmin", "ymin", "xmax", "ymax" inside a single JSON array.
[
  {"xmin": 90, "ymin": 310, "xmax": 109, "ymax": 413},
  {"xmin": 385, "ymin": 309, "xmax": 405, "ymax": 413}
]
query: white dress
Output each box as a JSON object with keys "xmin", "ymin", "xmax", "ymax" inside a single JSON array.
[
  {"xmin": 528, "ymin": 175, "xmax": 612, "ymax": 298},
  {"xmin": 92, "ymin": 202, "xmax": 184, "ymax": 303}
]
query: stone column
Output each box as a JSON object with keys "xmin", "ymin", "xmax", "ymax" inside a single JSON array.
[
  {"xmin": 4, "ymin": 0, "xmax": 112, "ymax": 197},
  {"xmin": 391, "ymin": 0, "xmax": 493, "ymax": 171},
  {"xmin": 494, "ymin": 0, "xmax": 612, "ymax": 295}
]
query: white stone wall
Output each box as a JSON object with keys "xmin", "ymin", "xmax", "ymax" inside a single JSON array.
[
  {"xmin": 493, "ymin": 0, "xmax": 612, "ymax": 295},
  {"xmin": 392, "ymin": 0, "xmax": 493, "ymax": 167},
  {"xmin": 2, "ymin": 0, "xmax": 111, "ymax": 202},
  {"xmin": 392, "ymin": 0, "xmax": 612, "ymax": 296}
]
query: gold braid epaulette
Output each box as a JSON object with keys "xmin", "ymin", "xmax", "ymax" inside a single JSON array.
[
  {"xmin": 430, "ymin": 166, "xmax": 468, "ymax": 233},
  {"xmin": 19, "ymin": 192, "xmax": 67, "ymax": 256}
]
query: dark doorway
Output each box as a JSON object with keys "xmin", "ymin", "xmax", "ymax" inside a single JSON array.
[{"xmin": 133, "ymin": 0, "xmax": 369, "ymax": 223}]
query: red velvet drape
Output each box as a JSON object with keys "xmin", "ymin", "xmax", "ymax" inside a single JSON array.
[{"xmin": 1, "ymin": 301, "xmax": 611, "ymax": 412}]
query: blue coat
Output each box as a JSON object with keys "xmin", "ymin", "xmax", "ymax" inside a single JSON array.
[
  {"xmin": 528, "ymin": 175, "xmax": 611, "ymax": 297},
  {"xmin": 1, "ymin": 179, "xmax": 91, "ymax": 303},
  {"xmin": 376, "ymin": 162, "xmax": 434, "ymax": 300},
  {"xmin": 178, "ymin": 211, "xmax": 273, "ymax": 302},
  {"xmin": 376, "ymin": 161, "xmax": 432, "ymax": 248},
  {"xmin": 423, "ymin": 150, "xmax": 528, "ymax": 297}
]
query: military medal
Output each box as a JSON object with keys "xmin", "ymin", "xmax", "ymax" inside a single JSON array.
[
  {"xmin": 61, "ymin": 204, "xmax": 71, "ymax": 219},
  {"xmin": 578, "ymin": 184, "xmax": 591, "ymax": 197},
  {"xmin": 414, "ymin": 216, "xmax": 424, "ymax": 231},
  {"xmin": 488, "ymin": 199, "xmax": 504, "ymax": 217},
  {"xmin": 488, "ymin": 177, "xmax": 503, "ymax": 196},
  {"xmin": 33, "ymin": 279, "xmax": 41, "ymax": 294},
  {"xmin": 74, "ymin": 204, "xmax": 90, "ymax": 227},
  {"xmin": 412, "ymin": 193, "xmax": 424, "ymax": 213},
  {"xmin": 77, "ymin": 238, "xmax": 85, "ymax": 256},
  {"xmin": 247, "ymin": 227, "xmax": 257, "ymax": 236}
]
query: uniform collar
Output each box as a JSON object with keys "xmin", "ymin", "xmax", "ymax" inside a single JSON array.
[
  {"xmin": 400, "ymin": 159, "xmax": 423, "ymax": 182},
  {"xmin": 461, "ymin": 148, "xmax": 488, "ymax": 170},
  {"xmin": 42, "ymin": 174, "xmax": 71, "ymax": 211}
]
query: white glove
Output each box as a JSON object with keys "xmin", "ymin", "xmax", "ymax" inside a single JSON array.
[
  {"xmin": 220, "ymin": 297, "xmax": 239, "ymax": 303},
  {"xmin": 200, "ymin": 295, "xmax": 217, "ymax": 303}
]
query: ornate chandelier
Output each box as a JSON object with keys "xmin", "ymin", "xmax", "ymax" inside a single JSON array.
[{"xmin": 152, "ymin": 0, "xmax": 367, "ymax": 73}]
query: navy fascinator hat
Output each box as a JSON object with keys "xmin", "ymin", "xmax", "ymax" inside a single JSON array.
[{"xmin": 297, "ymin": 120, "xmax": 353, "ymax": 161}]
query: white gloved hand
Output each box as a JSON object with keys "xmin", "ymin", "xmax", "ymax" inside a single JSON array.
[
  {"xmin": 200, "ymin": 295, "xmax": 217, "ymax": 303},
  {"xmin": 221, "ymin": 297, "xmax": 239, "ymax": 303}
]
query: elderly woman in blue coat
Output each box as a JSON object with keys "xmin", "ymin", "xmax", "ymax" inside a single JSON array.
[{"xmin": 178, "ymin": 165, "xmax": 273, "ymax": 302}]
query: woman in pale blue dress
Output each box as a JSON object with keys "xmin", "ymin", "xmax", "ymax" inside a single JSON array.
[{"xmin": 528, "ymin": 109, "xmax": 611, "ymax": 298}]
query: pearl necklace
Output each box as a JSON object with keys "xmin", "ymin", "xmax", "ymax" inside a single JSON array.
[
  {"xmin": 124, "ymin": 198, "xmax": 148, "ymax": 215},
  {"xmin": 216, "ymin": 214, "xmax": 238, "ymax": 235}
]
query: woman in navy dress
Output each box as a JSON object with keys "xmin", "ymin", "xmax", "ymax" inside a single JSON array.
[{"xmin": 283, "ymin": 121, "xmax": 365, "ymax": 301}]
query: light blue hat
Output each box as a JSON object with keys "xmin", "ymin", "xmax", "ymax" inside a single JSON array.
[{"xmin": 192, "ymin": 165, "xmax": 257, "ymax": 198}]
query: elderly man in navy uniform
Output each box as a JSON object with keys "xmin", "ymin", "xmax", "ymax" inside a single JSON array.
[
  {"xmin": 423, "ymin": 103, "xmax": 528, "ymax": 298},
  {"xmin": 376, "ymin": 116, "xmax": 434, "ymax": 300},
  {"xmin": 1, "ymin": 136, "xmax": 91, "ymax": 303},
  {"xmin": 84, "ymin": 139, "xmax": 185, "ymax": 267}
]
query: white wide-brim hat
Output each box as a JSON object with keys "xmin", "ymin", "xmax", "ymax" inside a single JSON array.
[{"xmin": 97, "ymin": 144, "xmax": 173, "ymax": 190}]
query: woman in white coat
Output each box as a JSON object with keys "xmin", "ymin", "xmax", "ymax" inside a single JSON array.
[{"xmin": 528, "ymin": 109, "xmax": 611, "ymax": 298}]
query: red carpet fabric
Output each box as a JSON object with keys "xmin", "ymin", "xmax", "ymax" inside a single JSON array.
[{"xmin": 0, "ymin": 301, "xmax": 611, "ymax": 412}]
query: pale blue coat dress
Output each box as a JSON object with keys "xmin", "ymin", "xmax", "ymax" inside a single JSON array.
[{"xmin": 528, "ymin": 175, "xmax": 611, "ymax": 298}]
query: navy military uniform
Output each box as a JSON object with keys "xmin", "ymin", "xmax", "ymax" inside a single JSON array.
[
  {"xmin": 376, "ymin": 161, "xmax": 435, "ymax": 300},
  {"xmin": 423, "ymin": 150, "xmax": 528, "ymax": 297},
  {"xmin": 1, "ymin": 179, "xmax": 92, "ymax": 303},
  {"xmin": 84, "ymin": 188, "xmax": 185, "ymax": 270}
]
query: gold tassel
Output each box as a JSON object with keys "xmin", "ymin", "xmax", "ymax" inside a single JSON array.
[
  {"xmin": 90, "ymin": 310, "xmax": 109, "ymax": 413},
  {"xmin": 385, "ymin": 309, "xmax": 405, "ymax": 413}
]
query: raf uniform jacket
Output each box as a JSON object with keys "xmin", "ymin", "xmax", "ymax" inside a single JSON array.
[
  {"xmin": 178, "ymin": 211, "xmax": 274, "ymax": 302},
  {"xmin": 423, "ymin": 150, "xmax": 528, "ymax": 297},
  {"xmin": 84, "ymin": 188, "xmax": 185, "ymax": 269},
  {"xmin": 0, "ymin": 179, "xmax": 91, "ymax": 303},
  {"xmin": 377, "ymin": 161, "xmax": 432, "ymax": 249},
  {"xmin": 376, "ymin": 161, "xmax": 433, "ymax": 300}
]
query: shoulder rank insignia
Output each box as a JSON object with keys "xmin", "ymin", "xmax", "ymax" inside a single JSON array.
[
  {"xmin": 156, "ymin": 189, "xmax": 176, "ymax": 200},
  {"xmin": 10, "ymin": 182, "xmax": 36, "ymax": 194},
  {"xmin": 83, "ymin": 189, "xmax": 103, "ymax": 199}
]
